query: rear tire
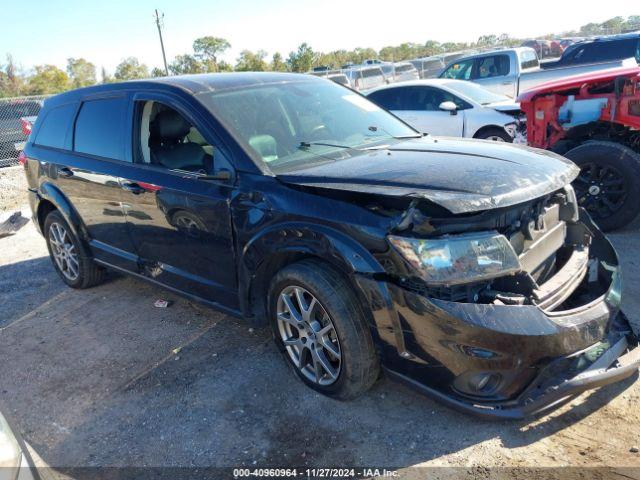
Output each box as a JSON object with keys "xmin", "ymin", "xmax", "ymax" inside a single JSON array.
[
  {"xmin": 268, "ymin": 260, "xmax": 379, "ymax": 400},
  {"xmin": 564, "ymin": 141, "xmax": 640, "ymax": 231},
  {"xmin": 44, "ymin": 210, "xmax": 105, "ymax": 289},
  {"xmin": 475, "ymin": 127, "xmax": 512, "ymax": 142}
]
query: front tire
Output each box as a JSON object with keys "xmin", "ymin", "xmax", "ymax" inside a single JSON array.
[
  {"xmin": 268, "ymin": 260, "xmax": 379, "ymax": 400},
  {"xmin": 44, "ymin": 210, "xmax": 105, "ymax": 289},
  {"xmin": 565, "ymin": 141, "xmax": 640, "ymax": 231}
]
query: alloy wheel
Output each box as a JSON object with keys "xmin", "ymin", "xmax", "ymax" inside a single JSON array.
[
  {"xmin": 486, "ymin": 135, "xmax": 505, "ymax": 142},
  {"xmin": 573, "ymin": 162, "xmax": 627, "ymax": 219},
  {"xmin": 49, "ymin": 222, "xmax": 80, "ymax": 281},
  {"xmin": 276, "ymin": 285, "xmax": 342, "ymax": 386}
]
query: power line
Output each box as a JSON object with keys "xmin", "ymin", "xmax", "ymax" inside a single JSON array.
[{"xmin": 154, "ymin": 9, "xmax": 169, "ymax": 76}]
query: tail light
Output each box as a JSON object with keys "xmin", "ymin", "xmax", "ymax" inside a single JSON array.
[
  {"xmin": 18, "ymin": 151, "xmax": 27, "ymax": 166},
  {"xmin": 20, "ymin": 118, "xmax": 33, "ymax": 136}
]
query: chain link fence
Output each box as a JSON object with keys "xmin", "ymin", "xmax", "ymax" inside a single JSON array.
[{"xmin": 0, "ymin": 95, "xmax": 48, "ymax": 168}]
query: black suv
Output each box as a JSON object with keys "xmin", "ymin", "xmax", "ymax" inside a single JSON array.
[
  {"xmin": 22, "ymin": 73, "xmax": 639, "ymax": 418},
  {"xmin": 553, "ymin": 33, "xmax": 640, "ymax": 68}
]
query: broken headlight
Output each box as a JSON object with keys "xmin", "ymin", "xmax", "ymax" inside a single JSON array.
[
  {"xmin": 504, "ymin": 122, "xmax": 517, "ymax": 138},
  {"xmin": 388, "ymin": 231, "xmax": 521, "ymax": 286}
]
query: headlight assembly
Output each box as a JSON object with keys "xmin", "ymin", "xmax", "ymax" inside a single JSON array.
[{"xmin": 388, "ymin": 231, "xmax": 521, "ymax": 286}]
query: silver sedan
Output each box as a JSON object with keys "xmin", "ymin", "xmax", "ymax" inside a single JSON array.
[{"xmin": 365, "ymin": 79, "xmax": 524, "ymax": 142}]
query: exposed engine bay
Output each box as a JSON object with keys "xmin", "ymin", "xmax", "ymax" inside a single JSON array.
[{"xmin": 364, "ymin": 185, "xmax": 612, "ymax": 312}]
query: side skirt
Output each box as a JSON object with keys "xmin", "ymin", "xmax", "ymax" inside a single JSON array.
[{"xmin": 94, "ymin": 259, "xmax": 244, "ymax": 320}]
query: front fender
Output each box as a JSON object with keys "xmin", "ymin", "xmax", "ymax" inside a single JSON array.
[
  {"xmin": 242, "ymin": 222, "xmax": 383, "ymax": 275},
  {"xmin": 238, "ymin": 221, "xmax": 386, "ymax": 319}
]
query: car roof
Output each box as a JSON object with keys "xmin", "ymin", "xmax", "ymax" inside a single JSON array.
[{"xmin": 43, "ymin": 72, "xmax": 322, "ymax": 106}]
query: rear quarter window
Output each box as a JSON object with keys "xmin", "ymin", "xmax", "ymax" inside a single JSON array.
[
  {"xmin": 33, "ymin": 103, "xmax": 77, "ymax": 149},
  {"xmin": 520, "ymin": 50, "xmax": 539, "ymax": 70},
  {"xmin": 74, "ymin": 97, "xmax": 129, "ymax": 160}
]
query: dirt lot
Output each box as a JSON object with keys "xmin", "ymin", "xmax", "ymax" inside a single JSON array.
[{"xmin": 1, "ymin": 168, "xmax": 639, "ymax": 479}]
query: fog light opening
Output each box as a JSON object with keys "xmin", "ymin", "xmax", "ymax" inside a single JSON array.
[
  {"xmin": 454, "ymin": 372, "xmax": 503, "ymax": 397},
  {"xmin": 468, "ymin": 373, "xmax": 501, "ymax": 394}
]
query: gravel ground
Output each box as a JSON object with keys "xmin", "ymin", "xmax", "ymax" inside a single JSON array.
[{"xmin": 0, "ymin": 179, "xmax": 639, "ymax": 479}]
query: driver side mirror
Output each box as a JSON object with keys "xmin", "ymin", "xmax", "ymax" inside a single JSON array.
[{"xmin": 439, "ymin": 101, "xmax": 458, "ymax": 115}]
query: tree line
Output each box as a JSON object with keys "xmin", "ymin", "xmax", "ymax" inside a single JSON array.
[{"xmin": 1, "ymin": 15, "xmax": 638, "ymax": 98}]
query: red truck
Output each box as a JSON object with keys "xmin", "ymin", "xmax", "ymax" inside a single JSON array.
[{"xmin": 518, "ymin": 67, "xmax": 640, "ymax": 231}]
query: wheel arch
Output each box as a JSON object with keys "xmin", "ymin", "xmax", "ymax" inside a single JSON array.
[
  {"xmin": 239, "ymin": 223, "xmax": 384, "ymax": 326},
  {"xmin": 37, "ymin": 182, "xmax": 90, "ymax": 248},
  {"xmin": 473, "ymin": 124, "xmax": 508, "ymax": 139}
]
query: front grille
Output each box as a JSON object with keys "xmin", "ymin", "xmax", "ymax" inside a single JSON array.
[{"xmin": 400, "ymin": 277, "xmax": 487, "ymax": 302}]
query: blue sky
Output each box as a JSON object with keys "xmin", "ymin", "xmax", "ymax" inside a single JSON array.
[{"xmin": 1, "ymin": 0, "xmax": 637, "ymax": 74}]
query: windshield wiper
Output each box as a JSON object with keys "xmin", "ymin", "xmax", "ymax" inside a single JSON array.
[{"xmin": 299, "ymin": 141, "xmax": 355, "ymax": 150}]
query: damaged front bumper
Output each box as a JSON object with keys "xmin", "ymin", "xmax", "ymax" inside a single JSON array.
[{"xmin": 358, "ymin": 211, "xmax": 639, "ymax": 419}]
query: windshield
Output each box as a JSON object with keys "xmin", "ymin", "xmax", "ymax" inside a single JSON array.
[
  {"xmin": 442, "ymin": 81, "xmax": 509, "ymax": 105},
  {"xmin": 200, "ymin": 80, "xmax": 418, "ymax": 172}
]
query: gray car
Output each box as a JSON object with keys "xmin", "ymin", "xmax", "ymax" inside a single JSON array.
[{"xmin": 343, "ymin": 66, "xmax": 386, "ymax": 91}]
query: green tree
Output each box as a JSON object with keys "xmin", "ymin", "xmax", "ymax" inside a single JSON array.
[
  {"xmin": 0, "ymin": 55, "xmax": 24, "ymax": 97},
  {"xmin": 579, "ymin": 22, "xmax": 602, "ymax": 36},
  {"xmin": 150, "ymin": 67, "xmax": 166, "ymax": 77},
  {"xmin": 169, "ymin": 54, "xmax": 205, "ymax": 75},
  {"xmin": 601, "ymin": 16, "xmax": 625, "ymax": 34},
  {"xmin": 66, "ymin": 57, "xmax": 96, "ymax": 88},
  {"xmin": 26, "ymin": 65, "xmax": 70, "ymax": 94},
  {"xmin": 216, "ymin": 60, "xmax": 233, "ymax": 72},
  {"xmin": 270, "ymin": 52, "xmax": 286, "ymax": 71},
  {"xmin": 350, "ymin": 47, "xmax": 377, "ymax": 64},
  {"xmin": 235, "ymin": 50, "xmax": 268, "ymax": 71},
  {"xmin": 477, "ymin": 35, "xmax": 498, "ymax": 47},
  {"xmin": 114, "ymin": 57, "xmax": 149, "ymax": 80},
  {"xmin": 193, "ymin": 36, "xmax": 231, "ymax": 71},
  {"xmin": 626, "ymin": 15, "xmax": 640, "ymax": 30},
  {"xmin": 287, "ymin": 43, "xmax": 315, "ymax": 72},
  {"xmin": 423, "ymin": 40, "xmax": 443, "ymax": 57},
  {"xmin": 100, "ymin": 67, "xmax": 113, "ymax": 84}
]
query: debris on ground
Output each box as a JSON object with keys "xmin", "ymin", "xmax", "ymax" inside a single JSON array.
[
  {"xmin": 0, "ymin": 211, "xmax": 29, "ymax": 238},
  {"xmin": 154, "ymin": 299, "xmax": 173, "ymax": 308}
]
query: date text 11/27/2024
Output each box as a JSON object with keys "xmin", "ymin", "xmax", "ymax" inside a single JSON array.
[{"xmin": 232, "ymin": 468, "xmax": 399, "ymax": 478}]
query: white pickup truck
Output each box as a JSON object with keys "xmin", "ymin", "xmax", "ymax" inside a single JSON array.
[{"xmin": 438, "ymin": 47, "xmax": 638, "ymax": 98}]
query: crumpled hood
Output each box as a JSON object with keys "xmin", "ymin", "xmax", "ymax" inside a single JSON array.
[{"xmin": 277, "ymin": 137, "xmax": 579, "ymax": 214}]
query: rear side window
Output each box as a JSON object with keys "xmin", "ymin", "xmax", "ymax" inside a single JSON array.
[
  {"xmin": 33, "ymin": 103, "xmax": 77, "ymax": 149},
  {"xmin": 475, "ymin": 55, "xmax": 510, "ymax": 79},
  {"xmin": 520, "ymin": 50, "xmax": 539, "ymax": 70},
  {"xmin": 74, "ymin": 97, "xmax": 128, "ymax": 160}
]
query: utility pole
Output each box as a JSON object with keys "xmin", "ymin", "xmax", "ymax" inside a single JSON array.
[{"xmin": 154, "ymin": 9, "xmax": 169, "ymax": 75}]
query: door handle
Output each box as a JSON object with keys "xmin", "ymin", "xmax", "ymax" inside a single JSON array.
[
  {"xmin": 121, "ymin": 182, "xmax": 146, "ymax": 195},
  {"xmin": 57, "ymin": 167, "xmax": 74, "ymax": 178}
]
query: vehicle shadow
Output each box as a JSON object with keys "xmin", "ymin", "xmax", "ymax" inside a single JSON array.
[{"xmin": 0, "ymin": 256, "xmax": 121, "ymax": 328}]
